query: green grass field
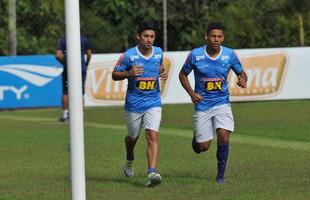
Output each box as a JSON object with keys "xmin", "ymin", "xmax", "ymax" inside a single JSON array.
[{"xmin": 0, "ymin": 100, "xmax": 309, "ymax": 200}]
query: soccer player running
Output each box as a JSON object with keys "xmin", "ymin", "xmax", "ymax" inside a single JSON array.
[
  {"xmin": 112, "ymin": 21, "xmax": 168, "ymax": 187},
  {"xmin": 179, "ymin": 22, "xmax": 247, "ymax": 184},
  {"xmin": 55, "ymin": 34, "xmax": 92, "ymax": 122}
]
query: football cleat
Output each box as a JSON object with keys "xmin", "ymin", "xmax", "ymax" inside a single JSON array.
[
  {"xmin": 59, "ymin": 112, "xmax": 69, "ymax": 122},
  {"xmin": 216, "ymin": 176, "xmax": 225, "ymax": 184},
  {"xmin": 59, "ymin": 115, "xmax": 69, "ymax": 122},
  {"xmin": 145, "ymin": 172, "xmax": 162, "ymax": 187},
  {"xmin": 123, "ymin": 160, "xmax": 134, "ymax": 178}
]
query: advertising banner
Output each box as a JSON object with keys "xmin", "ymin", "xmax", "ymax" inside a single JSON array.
[
  {"xmin": 0, "ymin": 55, "xmax": 62, "ymax": 109},
  {"xmin": 1, "ymin": 47, "xmax": 309, "ymax": 109},
  {"xmin": 84, "ymin": 47, "xmax": 310, "ymax": 107}
]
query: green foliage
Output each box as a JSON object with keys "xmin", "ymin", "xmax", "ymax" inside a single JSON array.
[
  {"xmin": 81, "ymin": 0, "xmax": 161, "ymax": 52},
  {"xmin": 0, "ymin": 0, "xmax": 310, "ymax": 55},
  {"xmin": 0, "ymin": 0, "xmax": 8, "ymax": 55},
  {"xmin": 15, "ymin": 0, "xmax": 64, "ymax": 55}
]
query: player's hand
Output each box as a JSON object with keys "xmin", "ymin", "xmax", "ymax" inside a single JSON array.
[
  {"xmin": 237, "ymin": 72, "xmax": 247, "ymax": 88},
  {"xmin": 129, "ymin": 66, "xmax": 143, "ymax": 76},
  {"xmin": 159, "ymin": 69, "xmax": 168, "ymax": 81},
  {"xmin": 190, "ymin": 92, "xmax": 203, "ymax": 104}
]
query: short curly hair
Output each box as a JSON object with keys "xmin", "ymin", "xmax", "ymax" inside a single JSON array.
[
  {"xmin": 206, "ymin": 22, "xmax": 224, "ymax": 34},
  {"xmin": 137, "ymin": 21, "xmax": 157, "ymax": 34}
]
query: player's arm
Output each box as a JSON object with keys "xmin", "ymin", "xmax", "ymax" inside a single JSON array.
[
  {"xmin": 179, "ymin": 68, "xmax": 203, "ymax": 104},
  {"xmin": 112, "ymin": 66, "xmax": 143, "ymax": 81},
  {"xmin": 231, "ymin": 50, "xmax": 247, "ymax": 88},
  {"xmin": 237, "ymin": 71, "xmax": 247, "ymax": 88},
  {"xmin": 55, "ymin": 38, "xmax": 66, "ymax": 65},
  {"xmin": 159, "ymin": 64, "xmax": 168, "ymax": 81},
  {"xmin": 112, "ymin": 70, "xmax": 131, "ymax": 81},
  {"xmin": 55, "ymin": 50, "xmax": 65, "ymax": 65},
  {"xmin": 112, "ymin": 54, "xmax": 143, "ymax": 81},
  {"xmin": 86, "ymin": 49, "xmax": 92, "ymax": 67}
]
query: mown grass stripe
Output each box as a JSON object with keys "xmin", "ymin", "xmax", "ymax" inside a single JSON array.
[
  {"xmin": 161, "ymin": 128, "xmax": 310, "ymax": 152},
  {"xmin": 1, "ymin": 115, "xmax": 309, "ymax": 152}
]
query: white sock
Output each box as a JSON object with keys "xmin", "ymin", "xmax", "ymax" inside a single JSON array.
[{"xmin": 63, "ymin": 110, "xmax": 69, "ymax": 118}]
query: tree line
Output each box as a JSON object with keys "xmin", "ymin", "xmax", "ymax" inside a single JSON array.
[{"xmin": 1, "ymin": 0, "xmax": 309, "ymax": 55}]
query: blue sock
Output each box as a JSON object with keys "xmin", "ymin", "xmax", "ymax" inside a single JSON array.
[
  {"xmin": 126, "ymin": 153, "xmax": 134, "ymax": 161},
  {"xmin": 216, "ymin": 143, "xmax": 229, "ymax": 178},
  {"xmin": 147, "ymin": 167, "xmax": 156, "ymax": 174}
]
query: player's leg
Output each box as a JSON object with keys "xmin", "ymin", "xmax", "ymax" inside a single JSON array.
[
  {"xmin": 145, "ymin": 129, "xmax": 161, "ymax": 187},
  {"xmin": 192, "ymin": 134, "xmax": 212, "ymax": 153},
  {"xmin": 59, "ymin": 69, "xmax": 69, "ymax": 122},
  {"xmin": 123, "ymin": 111, "xmax": 143, "ymax": 177},
  {"xmin": 62, "ymin": 94, "xmax": 69, "ymax": 110},
  {"xmin": 192, "ymin": 110, "xmax": 215, "ymax": 153},
  {"xmin": 214, "ymin": 104, "xmax": 234, "ymax": 184},
  {"xmin": 123, "ymin": 135, "xmax": 139, "ymax": 177},
  {"xmin": 61, "ymin": 93, "xmax": 69, "ymax": 117},
  {"xmin": 216, "ymin": 128, "xmax": 230, "ymax": 184},
  {"xmin": 81, "ymin": 72, "xmax": 86, "ymax": 107},
  {"xmin": 143, "ymin": 107, "xmax": 162, "ymax": 187},
  {"xmin": 125, "ymin": 135, "xmax": 139, "ymax": 162},
  {"xmin": 145, "ymin": 129, "xmax": 159, "ymax": 174}
]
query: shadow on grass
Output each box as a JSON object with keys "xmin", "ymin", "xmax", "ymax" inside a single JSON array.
[
  {"xmin": 85, "ymin": 176, "xmax": 146, "ymax": 188},
  {"xmin": 84, "ymin": 171, "xmax": 212, "ymax": 188}
]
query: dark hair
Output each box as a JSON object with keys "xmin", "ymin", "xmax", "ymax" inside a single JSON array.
[
  {"xmin": 137, "ymin": 21, "xmax": 157, "ymax": 34},
  {"xmin": 206, "ymin": 22, "xmax": 224, "ymax": 34}
]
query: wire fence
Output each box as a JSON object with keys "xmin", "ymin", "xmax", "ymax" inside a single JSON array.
[{"xmin": 1, "ymin": 0, "xmax": 310, "ymax": 56}]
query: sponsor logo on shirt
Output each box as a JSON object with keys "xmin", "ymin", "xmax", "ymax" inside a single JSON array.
[
  {"xmin": 154, "ymin": 54, "xmax": 162, "ymax": 59},
  {"xmin": 221, "ymin": 55, "xmax": 229, "ymax": 61},
  {"xmin": 195, "ymin": 55, "xmax": 205, "ymax": 61},
  {"xmin": 129, "ymin": 55, "xmax": 139, "ymax": 61},
  {"xmin": 205, "ymin": 81, "xmax": 223, "ymax": 91},
  {"xmin": 204, "ymin": 79, "xmax": 223, "ymax": 92},
  {"xmin": 203, "ymin": 78, "xmax": 224, "ymax": 91},
  {"xmin": 135, "ymin": 78, "xmax": 156, "ymax": 91}
]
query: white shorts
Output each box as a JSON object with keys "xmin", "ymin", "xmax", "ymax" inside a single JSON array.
[
  {"xmin": 125, "ymin": 107, "xmax": 162, "ymax": 138},
  {"xmin": 194, "ymin": 104, "xmax": 234, "ymax": 143}
]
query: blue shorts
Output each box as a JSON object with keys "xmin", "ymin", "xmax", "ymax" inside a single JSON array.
[{"xmin": 62, "ymin": 66, "xmax": 86, "ymax": 95}]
